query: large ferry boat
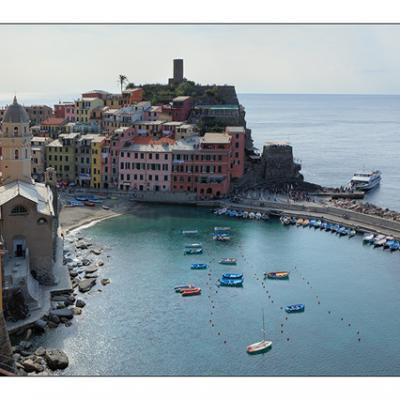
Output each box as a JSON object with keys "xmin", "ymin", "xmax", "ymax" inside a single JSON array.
[{"xmin": 349, "ymin": 170, "xmax": 381, "ymax": 191}]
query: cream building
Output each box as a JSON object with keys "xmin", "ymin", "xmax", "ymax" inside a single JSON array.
[{"xmin": 0, "ymin": 97, "xmax": 61, "ymax": 320}]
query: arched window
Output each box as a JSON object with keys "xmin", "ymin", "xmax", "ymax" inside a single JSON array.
[
  {"xmin": 15, "ymin": 149, "xmax": 19, "ymax": 160},
  {"xmin": 13, "ymin": 126, "xmax": 18, "ymax": 137},
  {"xmin": 37, "ymin": 217, "xmax": 47, "ymax": 225},
  {"xmin": 25, "ymin": 149, "xmax": 28, "ymax": 158},
  {"xmin": 11, "ymin": 205, "xmax": 28, "ymax": 215}
]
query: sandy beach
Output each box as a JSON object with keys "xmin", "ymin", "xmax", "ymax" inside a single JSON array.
[{"xmin": 59, "ymin": 195, "xmax": 135, "ymax": 233}]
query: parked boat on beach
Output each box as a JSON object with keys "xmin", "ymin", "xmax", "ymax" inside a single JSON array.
[
  {"xmin": 265, "ymin": 271, "xmax": 289, "ymax": 280},
  {"xmin": 296, "ymin": 218, "xmax": 304, "ymax": 226},
  {"xmin": 285, "ymin": 304, "xmax": 305, "ymax": 313},
  {"xmin": 373, "ymin": 234, "xmax": 386, "ymax": 247},
  {"xmin": 389, "ymin": 241, "xmax": 400, "ymax": 251},
  {"xmin": 219, "ymin": 258, "xmax": 237, "ymax": 265},
  {"xmin": 191, "ymin": 263, "xmax": 208, "ymax": 270},
  {"xmin": 213, "ymin": 234, "xmax": 231, "ymax": 241},
  {"xmin": 184, "ymin": 248, "xmax": 203, "ymax": 255}
]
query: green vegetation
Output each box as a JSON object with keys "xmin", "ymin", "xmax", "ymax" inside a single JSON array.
[{"xmin": 139, "ymin": 80, "xmax": 238, "ymax": 106}]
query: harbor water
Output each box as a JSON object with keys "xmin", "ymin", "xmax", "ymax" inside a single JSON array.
[
  {"xmin": 239, "ymin": 93, "xmax": 400, "ymax": 211},
  {"xmin": 34, "ymin": 205, "xmax": 400, "ymax": 375}
]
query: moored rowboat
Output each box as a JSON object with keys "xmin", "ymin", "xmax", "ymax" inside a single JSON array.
[
  {"xmin": 247, "ymin": 340, "xmax": 272, "ymax": 355},
  {"xmin": 181, "ymin": 287, "xmax": 201, "ymax": 296},
  {"xmin": 285, "ymin": 304, "xmax": 305, "ymax": 313},
  {"xmin": 219, "ymin": 258, "xmax": 237, "ymax": 265},
  {"xmin": 265, "ymin": 271, "xmax": 289, "ymax": 280}
]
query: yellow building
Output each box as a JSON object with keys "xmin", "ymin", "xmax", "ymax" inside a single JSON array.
[
  {"xmin": 90, "ymin": 135, "xmax": 106, "ymax": 188},
  {"xmin": 75, "ymin": 97, "xmax": 104, "ymax": 123}
]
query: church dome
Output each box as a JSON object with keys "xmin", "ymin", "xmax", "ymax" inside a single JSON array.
[{"xmin": 3, "ymin": 96, "xmax": 30, "ymax": 124}]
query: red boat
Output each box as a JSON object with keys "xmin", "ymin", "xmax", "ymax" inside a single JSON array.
[{"xmin": 181, "ymin": 287, "xmax": 201, "ymax": 297}]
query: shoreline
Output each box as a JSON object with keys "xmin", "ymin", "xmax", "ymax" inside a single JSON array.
[{"xmin": 64, "ymin": 212, "xmax": 123, "ymax": 235}]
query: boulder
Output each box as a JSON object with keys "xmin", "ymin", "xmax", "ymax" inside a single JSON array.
[
  {"xmin": 64, "ymin": 321, "xmax": 72, "ymax": 327},
  {"xmin": 75, "ymin": 299, "xmax": 86, "ymax": 308},
  {"xmin": 19, "ymin": 340, "xmax": 32, "ymax": 350},
  {"xmin": 69, "ymin": 270, "xmax": 79, "ymax": 278},
  {"xmin": 34, "ymin": 319, "xmax": 48, "ymax": 332},
  {"xmin": 48, "ymin": 314, "xmax": 60, "ymax": 325},
  {"xmin": 48, "ymin": 321, "xmax": 59, "ymax": 329},
  {"xmin": 85, "ymin": 265, "xmax": 98, "ymax": 274},
  {"xmin": 96, "ymin": 260, "xmax": 104, "ymax": 267},
  {"xmin": 34, "ymin": 347, "xmax": 46, "ymax": 357},
  {"xmin": 65, "ymin": 295, "xmax": 76, "ymax": 306},
  {"xmin": 49, "ymin": 308, "xmax": 74, "ymax": 320},
  {"xmin": 45, "ymin": 349, "xmax": 69, "ymax": 370},
  {"xmin": 85, "ymin": 273, "xmax": 98, "ymax": 279},
  {"xmin": 73, "ymin": 307, "xmax": 82, "ymax": 315},
  {"xmin": 78, "ymin": 278, "xmax": 96, "ymax": 293},
  {"xmin": 51, "ymin": 295, "xmax": 68, "ymax": 302},
  {"xmin": 22, "ymin": 358, "xmax": 44, "ymax": 373},
  {"xmin": 101, "ymin": 278, "xmax": 111, "ymax": 286},
  {"xmin": 90, "ymin": 248, "xmax": 102, "ymax": 255},
  {"xmin": 82, "ymin": 258, "xmax": 91, "ymax": 266}
]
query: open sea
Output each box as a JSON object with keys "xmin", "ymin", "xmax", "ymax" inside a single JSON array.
[{"xmin": 32, "ymin": 94, "xmax": 400, "ymax": 376}]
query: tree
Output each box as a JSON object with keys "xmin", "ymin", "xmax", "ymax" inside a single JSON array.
[
  {"xmin": 125, "ymin": 82, "xmax": 136, "ymax": 90},
  {"xmin": 118, "ymin": 74, "xmax": 128, "ymax": 92}
]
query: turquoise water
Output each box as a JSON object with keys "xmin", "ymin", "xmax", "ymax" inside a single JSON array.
[{"xmin": 35, "ymin": 206, "xmax": 400, "ymax": 375}]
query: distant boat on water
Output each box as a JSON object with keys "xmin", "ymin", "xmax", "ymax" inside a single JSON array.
[
  {"xmin": 247, "ymin": 309, "xmax": 272, "ymax": 355},
  {"xmin": 349, "ymin": 170, "xmax": 381, "ymax": 191},
  {"xmin": 219, "ymin": 258, "xmax": 237, "ymax": 265}
]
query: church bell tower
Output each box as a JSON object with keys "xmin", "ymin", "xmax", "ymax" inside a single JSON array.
[{"xmin": 0, "ymin": 96, "xmax": 32, "ymax": 184}]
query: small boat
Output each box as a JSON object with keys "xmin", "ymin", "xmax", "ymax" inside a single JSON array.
[
  {"xmin": 184, "ymin": 248, "xmax": 203, "ymax": 255},
  {"xmin": 102, "ymin": 205, "xmax": 110, "ymax": 210},
  {"xmin": 296, "ymin": 218, "xmax": 304, "ymax": 226},
  {"xmin": 182, "ymin": 230, "xmax": 199, "ymax": 235},
  {"xmin": 289, "ymin": 217, "xmax": 296, "ymax": 225},
  {"xmin": 309, "ymin": 219, "xmax": 317, "ymax": 227},
  {"xmin": 349, "ymin": 229, "xmax": 356, "ymax": 237},
  {"xmin": 174, "ymin": 284, "xmax": 195, "ymax": 293},
  {"xmin": 249, "ymin": 212, "xmax": 256, "ymax": 219},
  {"xmin": 242, "ymin": 211, "xmax": 249, "ymax": 219},
  {"xmin": 181, "ymin": 287, "xmax": 201, "ymax": 296},
  {"xmin": 214, "ymin": 226, "xmax": 231, "ymax": 233},
  {"xmin": 331, "ymin": 224, "xmax": 340, "ymax": 233},
  {"xmin": 219, "ymin": 277, "xmax": 243, "ymax": 287},
  {"xmin": 75, "ymin": 196, "xmax": 88, "ymax": 202},
  {"xmin": 285, "ymin": 304, "xmax": 305, "ymax": 313},
  {"xmin": 219, "ymin": 258, "xmax": 237, "ymax": 265},
  {"xmin": 314, "ymin": 220, "xmax": 322, "ymax": 229},
  {"xmin": 321, "ymin": 222, "xmax": 328, "ymax": 230},
  {"xmin": 337, "ymin": 226, "xmax": 348, "ymax": 236},
  {"xmin": 280, "ymin": 216, "xmax": 291, "ymax": 225},
  {"xmin": 255, "ymin": 212, "xmax": 262, "ymax": 220},
  {"xmin": 191, "ymin": 263, "xmax": 208, "ymax": 270},
  {"xmin": 373, "ymin": 234, "xmax": 386, "ymax": 247},
  {"xmin": 265, "ymin": 271, "xmax": 289, "ymax": 280},
  {"xmin": 213, "ymin": 234, "xmax": 231, "ymax": 241},
  {"xmin": 84, "ymin": 201, "xmax": 96, "ymax": 207},
  {"xmin": 247, "ymin": 310, "xmax": 272, "ymax": 355},
  {"xmin": 389, "ymin": 241, "xmax": 400, "ymax": 251},
  {"xmin": 363, "ymin": 233, "xmax": 375, "ymax": 244},
  {"xmin": 302, "ymin": 219, "xmax": 309, "ymax": 227},
  {"xmin": 325, "ymin": 223, "xmax": 333, "ymax": 232},
  {"xmin": 222, "ymin": 273, "xmax": 243, "ymax": 280},
  {"xmin": 185, "ymin": 243, "xmax": 202, "ymax": 248}
]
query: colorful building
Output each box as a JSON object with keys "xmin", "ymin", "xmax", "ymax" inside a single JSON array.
[
  {"xmin": 171, "ymin": 96, "xmax": 192, "ymax": 122},
  {"xmin": 90, "ymin": 135, "xmax": 106, "ymax": 188},
  {"xmin": 41, "ymin": 117, "xmax": 66, "ymax": 139},
  {"xmin": 25, "ymin": 105, "xmax": 53, "ymax": 125},
  {"xmin": 31, "ymin": 136, "xmax": 52, "ymax": 181},
  {"xmin": 54, "ymin": 102, "xmax": 75, "ymax": 122},
  {"xmin": 225, "ymin": 126, "xmax": 246, "ymax": 178},
  {"xmin": 118, "ymin": 137, "xmax": 174, "ymax": 191},
  {"xmin": 75, "ymin": 97, "xmax": 104, "ymax": 123}
]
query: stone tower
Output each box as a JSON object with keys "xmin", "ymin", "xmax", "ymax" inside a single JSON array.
[{"xmin": 0, "ymin": 96, "xmax": 32, "ymax": 184}]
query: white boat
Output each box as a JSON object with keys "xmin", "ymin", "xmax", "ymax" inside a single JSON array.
[
  {"xmin": 255, "ymin": 212, "xmax": 262, "ymax": 220},
  {"xmin": 214, "ymin": 227, "xmax": 231, "ymax": 232},
  {"xmin": 349, "ymin": 170, "xmax": 381, "ymax": 191},
  {"xmin": 182, "ymin": 230, "xmax": 198, "ymax": 235},
  {"xmin": 363, "ymin": 233, "xmax": 375, "ymax": 243},
  {"xmin": 247, "ymin": 310, "xmax": 272, "ymax": 355},
  {"xmin": 185, "ymin": 243, "xmax": 202, "ymax": 248},
  {"xmin": 373, "ymin": 234, "xmax": 386, "ymax": 247},
  {"xmin": 249, "ymin": 212, "xmax": 256, "ymax": 219}
]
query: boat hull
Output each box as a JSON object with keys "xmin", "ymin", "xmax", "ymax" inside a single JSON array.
[{"xmin": 247, "ymin": 340, "xmax": 272, "ymax": 355}]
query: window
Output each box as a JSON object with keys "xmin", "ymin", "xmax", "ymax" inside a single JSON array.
[
  {"xmin": 13, "ymin": 127, "xmax": 18, "ymax": 136},
  {"xmin": 14, "ymin": 149, "xmax": 19, "ymax": 160},
  {"xmin": 11, "ymin": 205, "xmax": 28, "ymax": 215},
  {"xmin": 37, "ymin": 217, "xmax": 47, "ymax": 225}
]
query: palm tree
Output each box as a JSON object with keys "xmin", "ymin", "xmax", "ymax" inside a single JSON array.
[{"xmin": 118, "ymin": 74, "xmax": 128, "ymax": 92}]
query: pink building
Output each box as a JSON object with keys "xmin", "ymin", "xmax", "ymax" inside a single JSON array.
[
  {"xmin": 171, "ymin": 96, "xmax": 192, "ymax": 122},
  {"xmin": 225, "ymin": 126, "xmax": 246, "ymax": 178},
  {"xmin": 171, "ymin": 133, "xmax": 232, "ymax": 199},
  {"xmin": 54, "ymin": 102, "xmax": 75, "ymax": 122},
  {"xmin": 118, "ymin": 137, "xmax": 175, "ymax": 191}
]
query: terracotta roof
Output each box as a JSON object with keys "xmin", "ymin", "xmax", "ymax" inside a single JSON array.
[{"xmin": 42, "ymin": 117, "xmax": 65, "ymax": 126}]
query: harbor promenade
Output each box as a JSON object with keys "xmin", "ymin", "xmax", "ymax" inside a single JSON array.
[{"xmin": 218, "ymin": 199, "xmax": 400, "ymax": 239}]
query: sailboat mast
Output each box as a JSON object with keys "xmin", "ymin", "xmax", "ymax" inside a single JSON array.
[{"xmin": 262, "ymin": 309, "xmax": 265, "ymax": 340}]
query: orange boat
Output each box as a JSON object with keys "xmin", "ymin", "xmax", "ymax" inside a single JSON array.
[
  {"xmin": 265, "ymin": 271, "xmax": 289, "ymax": 280},
  {"xmin": 181, "ymin": 287, "xmax": 201, "ymax": 297}
]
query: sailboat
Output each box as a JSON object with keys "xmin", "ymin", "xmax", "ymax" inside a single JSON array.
[{"xmin": 246, "ymin": 310, "xmax": 272, "ymax": 355}]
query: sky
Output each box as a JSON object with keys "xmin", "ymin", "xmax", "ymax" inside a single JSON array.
[{"xmin": 1, "ymin": 24, "xmax": 400, "ymax": 105}]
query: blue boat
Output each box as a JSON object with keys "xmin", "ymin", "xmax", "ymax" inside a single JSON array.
[
  {"xmin": 337, "ymin": 226, "xmax": 348, "ymax": 236},
  {"xmin": 191, "ymin": 263, "xmax": 208, "ymax": 270},
  {"xmin": 309, "ymin": 219, "xmax": 317, "ymax": 227},
  {"xmin": 222, "ymin": 273, "xmax": 243, "ymax": 280},
  {"xmin": 219, "ymin": 277, "xmax": 243, "ymax": 287},
  {"xmin": 331, "ymin": 224, "xmax": 340, "ymax": 233},
  {"xmin": 389, "ymin": 241, "xmax": 400, "ymax": 251},
  {"xmin": 285, "ymin": 304, "xmax": 305, "ymax": 313},
  {"xmin": 325, "ymin": 223, "xmax": 332, "ymax": 231},
  {"xmin": 321, "ymin": 222, "xmax": 328, "ymax": 230},
  {"xmin": 75, "ymin": 196, "xmax": 88, "ymax": 202},
  {"xmin": 184, "ymin": 248, "xmax": 203, "ymax": 255}
]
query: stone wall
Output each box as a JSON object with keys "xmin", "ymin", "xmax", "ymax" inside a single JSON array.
[{"xmin": 0, "ymin": 313, "xmax": 14, "ymax": 373}]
